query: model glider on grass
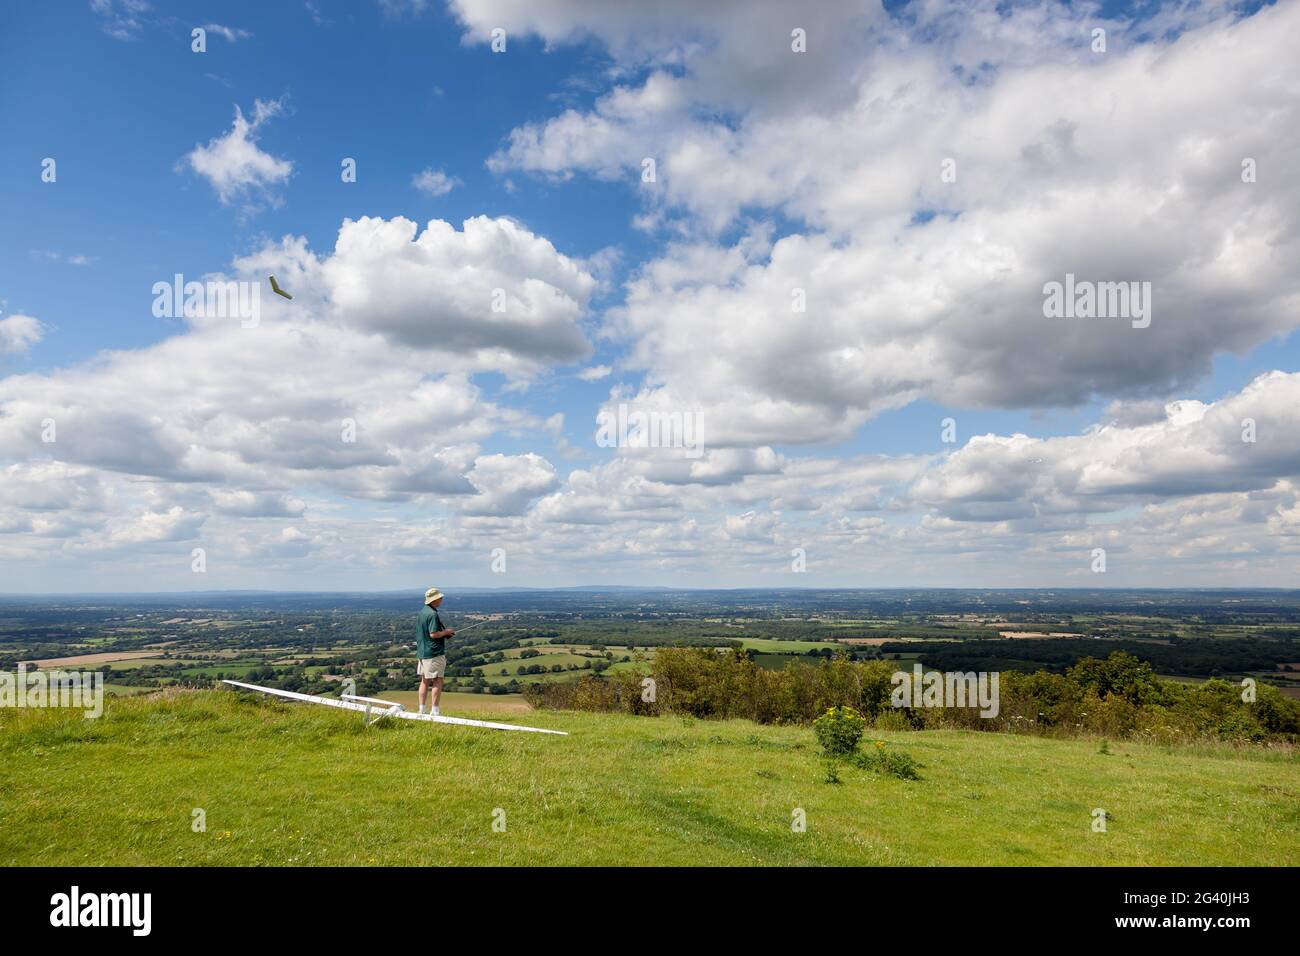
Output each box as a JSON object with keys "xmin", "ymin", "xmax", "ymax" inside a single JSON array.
[{"xmin": 221, "ymin": 679, "xmax": 568, "ymax": 735}]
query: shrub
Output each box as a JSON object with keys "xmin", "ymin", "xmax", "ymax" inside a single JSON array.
[
  {"xmin": 813, "ymin": 705, "xmax": 867, "ymax": 756},
  {"xmin": 872, "ymin": 709, "xmax": 913, "ymax": 732},
  {"xmin": 852, "ymin": 740, "xmax": 921, "ymax": 780},
  {"xmin": 526, "ymin": 647, "xmax": 1300, "ymax": 746},
  {"xmin": 1067, "ymin": 651, "xmax": 1163, "ymax": 706}
]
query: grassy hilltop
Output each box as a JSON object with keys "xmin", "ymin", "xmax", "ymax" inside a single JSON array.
[{"xmin": 1, "ymin": 688, "xmax": 1296, "ymax": 866}]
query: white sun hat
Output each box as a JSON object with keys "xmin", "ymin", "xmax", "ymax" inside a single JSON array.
[{"xmin": 424, "ymin": 587, "xmax": 443, "ymax": 605}]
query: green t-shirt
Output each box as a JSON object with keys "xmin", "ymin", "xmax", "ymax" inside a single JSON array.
[{"xmin": 417, "ymin": 605, "xmax": 446, "ymax": 659}]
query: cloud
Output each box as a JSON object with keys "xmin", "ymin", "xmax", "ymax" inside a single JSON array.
[
  {"xmin": 0, "ymin": 462, "xmax": 108, "ymax": 514},
  {"xmin": 723, "ymin": 509, "xmax": 776, "ymax": 543},
  {"xmin": 457, "ymin": 0, "xmax": 886, "ymax": 110},
  {"xmin": 203, "ymin": 23, "xmax": 253, "ymax": 42},
  {"xmin": 90, "ymin": 0, "xmax": 151, "ymax": 41},
  {"xmin": 412, "ymin": 168, "xmax": 460, "ymax": 197},
  {"xmin": 209, "ymin": 490, "xmax": 306, "ymax": 518},
  {"xmin": 6, "ymin": 363, "xmax": 1299, "ymax": 583},
  {"xmin": 0, "ymin": 315, "xmax": 44, "ymax": 356},
  {"xmin": 7, "ymin": 1, "xmax": 1300, "ymax": 588},
  {"xmin": 105, "ymin": 506, "xmax": 205, "ymax": 546},
  {"xmin": 502, "ymin": 366, "xmax": 1300, "ymax": 584},
  {"xmin": 182, "ymin": 98, "xmax": 293, "ymax": 206},
  {"xmin": 529, "ymin": 460, "xmax": 684, "ymax": 525},
  {"xmin": 378, "ymin": 0, "xmax": 434, "ymax": 16},
  {"xmin": 31, "ymin": 250, "xmax": 96, "ymax": 266},
  {"xmin": 495, "ymin": 2, "xmax": 1300, "ymax": 446},
  {"xmin": 264, "ymin": 214, "xmax": 596, "ymax": 363},
  {"xmin": 462, "ymin": 453, "xmax": 559, "ymax": 516},
  {"xmin": 911, "ymin": 372, "xmax": 1300, "ymax": 521},
  {"xmin": 0, "ymin": 217, "xmax": 590, "ymax": 519}
]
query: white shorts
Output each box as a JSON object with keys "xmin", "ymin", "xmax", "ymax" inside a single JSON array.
[{"xmin": 416, "ymin": 656, "xmax": 447, "ymax": 678}]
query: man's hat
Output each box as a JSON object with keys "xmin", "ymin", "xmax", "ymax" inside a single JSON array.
[{"xmin": 424, "ymin": 587, "xmax": 443, "ymax": 605}]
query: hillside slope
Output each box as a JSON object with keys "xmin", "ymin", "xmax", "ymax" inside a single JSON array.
[{"xmin": 2, "ymin": 688, "xmax": 1296, "ymax": 866}]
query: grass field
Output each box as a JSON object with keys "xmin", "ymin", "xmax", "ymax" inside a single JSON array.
[
  {"xmin": 735, "ymin": 637, "xmax": 842, "ymax": 653},
  {"xmin": 476, "ymin": 650, "xmax": 592, "ymax": 671},
  {"xmin": 468, "ymin": 645, "xmax": 652, "ymax": 685},
  {"xmin": 1, "ymin": 688, "xmax": 1296, "ymax": 866},
  {"xmin": 375, "ymin": 690, "xmax": 533, "ymax": 714}
]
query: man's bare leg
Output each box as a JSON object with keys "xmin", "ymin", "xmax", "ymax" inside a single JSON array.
[
  {"xmin": 430, "ymin": 675, "xmax": 444, "ymax": 713},
  {"xmin": 418, "ymin": 676, "xmax": 430, "ymax": 713}
]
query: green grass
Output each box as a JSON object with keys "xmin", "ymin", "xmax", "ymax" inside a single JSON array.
[
  {"xmin": 604, "ymin": 658, "xmax": 650, "ymax": 676},
  {"xmin": 497, "ymin": 645, "xmax": 604, "ymax": 660},
  {"xmin": 477, "ymin": 651, "xmax": 591, "ymax": 671},
  {"xmin": 465, "ymin": 644, "xmax": 651, "ymax": 685},
  {"xmin": 177, "ymin": 662, "xmax": 266, "ymax": 677},
  {"xmin": 1, "ymin": 689, "xmax": 1295, "ymax": 866},
  {"xmin": 472, "ymin": 668, "xmax": 588, "ymax": 686},
  {"xmin": 375, "ymin": 690, "xmax": 533, "ymax": 714}
]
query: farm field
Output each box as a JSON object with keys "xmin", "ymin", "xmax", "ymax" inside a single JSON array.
[
  {"xmin": 5, "ymin": 589, "xmax": 1299, "ymax": 741},
  {"xmin": 26, "ymin": 650, "xmax": 162, "ymax": 667},
  {"xmin": 734, "ymin": 637, "xmax": 842, "ymax": 653}
]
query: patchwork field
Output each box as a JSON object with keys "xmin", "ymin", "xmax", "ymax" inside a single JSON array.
[{"xmin": 26, "ymin": 651, "xmax": 161, "ymax": 667}]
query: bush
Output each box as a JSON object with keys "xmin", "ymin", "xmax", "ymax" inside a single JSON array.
[
  {"xmin": 813, "ymin": 705, "xmax": 867, "ymax": 756},
  {"xmin": 852, "ymin": 740, "xmax": 921, "ymax": 780},
  {"xmin": 525, "ymin": 647, "xmax": 1300, "ymax": 746},
  {"xmin": 522, "ymin": 672, "xmax": 655, "ymax": 714},
  {"xmin": 872, "ymin": 709, "xmax": 913, "ymax": 732}
]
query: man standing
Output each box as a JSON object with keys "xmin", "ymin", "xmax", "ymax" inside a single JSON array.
[{"xmin": 417, "ymin": 587, "xmax": 454, "ymax": 716}]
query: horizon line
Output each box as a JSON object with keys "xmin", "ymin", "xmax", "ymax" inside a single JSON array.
[{"xmin": 3, "ymin": 585, "xmax": 1300, "ymax": 597}]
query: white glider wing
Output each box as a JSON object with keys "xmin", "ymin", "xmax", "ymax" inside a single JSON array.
[{"xmin": 221, "ymin": 679, "xmax": 567, "ymax": 735}]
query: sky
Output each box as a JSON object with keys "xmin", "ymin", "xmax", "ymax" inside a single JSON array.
[{"xmin": 0, "ymin": 0, "xmax": 1298, "ymax": 592}]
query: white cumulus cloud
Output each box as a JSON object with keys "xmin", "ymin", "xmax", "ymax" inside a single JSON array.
[{"xmin": 183, "ymin": 98, "xmax": 293, "ymax": 206}]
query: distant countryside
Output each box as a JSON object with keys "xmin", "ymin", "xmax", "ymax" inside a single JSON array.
[{"xmin": 5, "ymin": 588, "xmax": 1298, "ymax": 709}]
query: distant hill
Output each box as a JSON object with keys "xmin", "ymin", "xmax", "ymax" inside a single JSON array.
[{"xmin": 6, "ymin": 587, "xmax": 1300, "ymax": 618}]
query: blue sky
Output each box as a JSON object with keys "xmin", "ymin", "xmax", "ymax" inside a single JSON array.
[
  {"xmin": 1, "ymin": 0, "xmax": 1298, "ymax": 590},
  {"xmin": 8, "ymin": 1, "xmax": 1289, "ymax": 452},
  {"xmin": 4, "ymin": 0, "xmax": 1293, "ymax": 451},
  {"xmin": 2, "ymin": 1, "xmax": 648, "ymax": 463}
]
